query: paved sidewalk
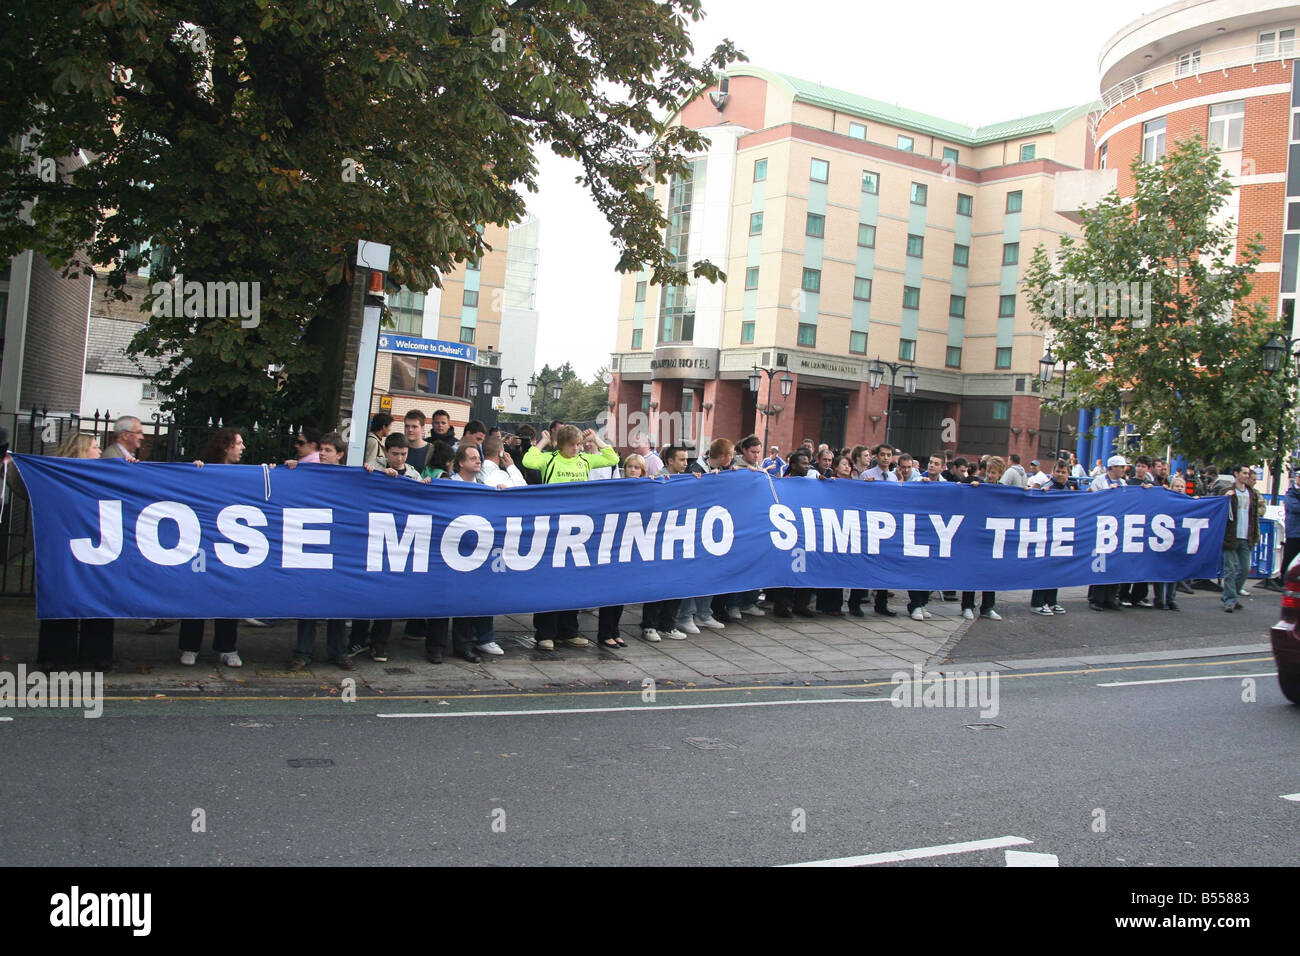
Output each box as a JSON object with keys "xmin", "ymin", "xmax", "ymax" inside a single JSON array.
[{"xmin": 0, "ymin": 595, "xmax": 965, "ymax": 695}]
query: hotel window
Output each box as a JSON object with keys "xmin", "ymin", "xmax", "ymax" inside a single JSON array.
[
  {"xmin": 942, "ymin": 146, "xmax": 959, "ymax": 165},
  {"xmin": 902, "ymin": 285, "xmax": 920, "ymax": 309},
  {"xmin": 389, "ymin": 356, "xmax": 468, "ymax": 397},
  {"xmin": 1209, "ymin": 101, "xmax": 1245, "ymax": 151},
  {"xmin": 999, "ymin": 294, "xmax": 1016, "ymax": 317},
  {"xmin": 632, "ymin": 328, "xmax": 643, "ymax": 349},
  {"xmin": 897, "ymin": 134, "xmax": 915, "ymax": 152},
  {"xmin": 754, "ymin": 158, "xmax": 767, "ymax": 181},
  {"xmin": 862, "ymin": 170, "xmax": 879, "ymax": 194},
  {"xmin": 854, "ymin": 276, "xmax": 872, "ymax": 301},
  {"xmin": 658, "ymin": 282, "xmax": 695, "ymax": 343},
  {"xmin": 384, "ymin": 287, "xmax": 425, "ymax": 335},
  {"xmin": 1293, "ymin": 112, "xmax": 1300, "ymax": 141},
  {"xmin": 992, "ymin": 399, "xmax": 1010, "ymax": 420},
  {"xmin": 857, "ymin": 222, "xmax": 876, "ymax": 247},
  {"xmin": 740, "ymin": 321, "xmax": 755, "ymax": 344},
  {"xmin": 745, "ymin": 266, "xmax": 759, "ymax": 290},
  {"xmin": 849, "ymin": 122, "xmax": 867, "ymax": 140},
  {"xmin": 1002, "ymin": 242, "xmax": 1019, "ymax": 266},
  {"xmin": 850, "ymin": 331, "xmax": 867, "ymax": 354},
  {"xmin": 1175, "ymin": 49, "xmax": 1201, "ymax": 75},
  {"xmin": 810, "ymin": 158, "xmax": 829, "ymax": 183},
  {"xmin": 953, "ymin": 243, "xmax": 970, "ymax": 267},
  {"xmin": 1006, "ymin": 190, "xmax": 1023, "ymax": 213},
  {"xmin": 459, "ymin": 326, "xmax": 475, "ymax": 343},
  {"xmin": 462, "ymin": 288, "xmax": 479, "ymax": 307},
  {"xmin": 995, "ymin": 347, "xmax": 1012, "ymax": 369},
  {"xmin": 949, "ymin": 294, "xmax": 965, "ymax": 318},
  {"xmin": 806, "ymin": 213, "xmax": 826, "ymax": 238},
  {"xmin": 749, "ymin": 211, "xmax": 763, "ymax": 235},
  {"xmin": 1142, "ymin": 117, "xmax": 1166, "ymax": 164},
  {"xmin": 910, "ymin": 182, "xmax": 927, "ymax": 205},
  {"xmin": 899, "ymin": 338, "xmax": 916, "ymax": 361},
  {"xmin": 945, "ymin": 346, "xmax": 962, "ymax": 368},
  {"xmin": 1019, "ymin": 143, "xmax": 1036, "ymax": 161},
  {"xmin": 1098, "ymin": 143, "xmax": 1108, "ymax": 169},
  {"xmin": 635, "ymin": 280, "xmax": 646, "ymax": 302},
  {"xmin": 956, "ymin": 193, "xmax": 972, "ymax": 216},
  {"xmin": 906, "ymin": 234, "xmax": 924, "ymax": 258},
  {"xmin": 801, "ymin": 268, "xmax": 821, "ymax": 293},
  {"xmin": 1259, "ymin": 30, "xmax": 1295, "ymax": 56},
  {"xmin": 798, "ymin": 323, "xmax": 817, "ymax": 346}
]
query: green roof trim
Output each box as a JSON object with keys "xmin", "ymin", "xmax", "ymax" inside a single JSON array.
[{"xmin": 725, "ymin": 66, "xmax": 1099, "ymax": 147}]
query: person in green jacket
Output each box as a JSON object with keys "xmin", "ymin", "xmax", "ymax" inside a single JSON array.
[{"xmin": 520, "ymin": 425, "xmax": 619, "ymax": 650}]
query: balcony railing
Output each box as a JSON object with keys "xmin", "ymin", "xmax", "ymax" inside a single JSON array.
[{"xmin": 1098, "ymin": 40, "xmax": 1295, "ymax": 117}]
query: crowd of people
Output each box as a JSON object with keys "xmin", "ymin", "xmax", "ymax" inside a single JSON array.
[{"xmin": 26, "ymin": 411, "xmax": 1280, "ymax": 672}]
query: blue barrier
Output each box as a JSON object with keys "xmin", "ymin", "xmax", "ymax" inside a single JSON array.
[{"xmin": 1214, "ymin": 518, "xmax": 1276, "ymax": 579}]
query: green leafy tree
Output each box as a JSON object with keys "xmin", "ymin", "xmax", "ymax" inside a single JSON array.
[
  {"xmin": 1, "ymin": 0, "xmax": 738, "ymax": 427},
  {"xmin": 1023, "ymin": 133, "xmax": 1294, "ymax": 468}
]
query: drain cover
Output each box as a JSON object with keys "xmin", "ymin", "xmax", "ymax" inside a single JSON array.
[
  {"xmin": 286, "ymin": 758, "xmax": 335, "ymax": 768},
  {"xmin": 683, "ymin": 737, "xmax": 738, "ymax": 751},
  {"xmin": 964, "ymin": 723, "xmax": 1005, "ymax": 730}
]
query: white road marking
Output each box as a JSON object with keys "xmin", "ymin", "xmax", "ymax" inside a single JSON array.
[
  {"xmin": 0, "ymin": 716, "xmax": 12, "ymax": 721},
  {"xmin": 378, "ymin": 697, "xmax": 894, "ymax": 718},
  {"xmin": 1281, "ymin": 793, "xmax": 1300, "ymax": 802},
  {"xmin": 780, "ymin": 835, "xmax": 1032, "ymax": 867},
  {"xmin": 1097, "ymin": 672, "xmax": 1276, "ymax": 687},
  {"xmin": 1005, "ymin": 850, "xmax": 1059, "ymax": 867}
]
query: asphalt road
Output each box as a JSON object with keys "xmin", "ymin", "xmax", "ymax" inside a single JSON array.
[{"xmin": 2, "ymin": 654, "xmax": 1295, "ymax": 866}]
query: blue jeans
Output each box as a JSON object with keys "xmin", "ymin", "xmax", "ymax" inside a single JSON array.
[
  {"xmin": 1222, "ymin": 539, "xmax": 1252, "ymax": 607},
  {"xmin": 296, "ymin": 619, "xmax": 347, "ymax": 663},
  {"xmin": 726, "ymin": 590, "xmax": 761, "ymax": 610},
  {"xmin": 677, "ymin": 595, "xmax": 717, "ymax": 625}
]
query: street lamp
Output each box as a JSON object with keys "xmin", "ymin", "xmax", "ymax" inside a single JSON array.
[
  {"xmin": 867, "ymin": 358, "xmax": 917, "ymax": 446},
  {"xmin": 527, "ymin": 374, "xmax": 565, "ymax": 421},
  {"xmin": 1041, "ymin": 349, "xmax": 1069, "ymax": 460},
  {"xmin": 504, "ymin": 377, "xmax": 519, "ymax": 400},
  {"xmin": 749, "ymin": 365, "xmax": 794, "ymax": 454},
  {"xmin": 1260, "ymin": 333, "xmax": 1300, "ymax": 499}
]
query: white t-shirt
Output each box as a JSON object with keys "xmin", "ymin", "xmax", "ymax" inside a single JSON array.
[{"xmin": 1235, "ymin": 488, "xmax": 1251, "ymax": 539}]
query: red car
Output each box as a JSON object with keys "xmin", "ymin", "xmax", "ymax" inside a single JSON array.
[{"xmin": 1271, "ymin": 556, "xmax": 1300, "ymax": 703}]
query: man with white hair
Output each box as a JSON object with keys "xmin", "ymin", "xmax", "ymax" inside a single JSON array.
[
  {"xmin": 102, "ymin": 416, "xmax": 144, "ymax": 461},
  {"xmin": 1088, "ymin": 454, "xmax": 1128, "ymax": 611}
]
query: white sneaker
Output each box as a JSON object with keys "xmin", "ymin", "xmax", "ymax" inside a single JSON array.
[
  {"xmin": 476, "ymin": 641, "xmax": 505, "ymax": 656},
  {"xmin": 510, "ymin": 635, "xmax": 537, "ymax": 649},
  {"xmin": 641, "ymin": 628, "xmax": 662, "ymax": 643},
  {"xmin": 663, "ymin": 628, "xmax": 688, "ymax": 640},
  {"xmin": 1032, "ymin": 605, "xmax": 1055, "ymax": 616},
  {"xmin": 219, "ymin": 651, "xmax": 243, "ymax": 667},
  {"xmin": 179, "ymin": 650, "xmax": 197, "ymax": 666},
  {"xmin": 1239, "ymin": 587, "xmax": 1252, "ymax": 596},
  {"xmin": 678, "ymin": 619, "xmax": 701, "ymax": 635},
  {"xmin": 726, "ymin": 608, "xmax": 744, "ymax": 622},
  {"xmin": 921, "ymin": 609, "xmax": 933, "ymax": 619},
  {"xmin": 910, "ymin": 608, "xmax": 925, "ymax": 621},
  {"xmin": 698, "ymin": 617, "xmax": 725, "ymax": 630},
  {"xmin": 1051, "ymin": 605, "xmax": 1067, "ymax": 615},
  {"xmin": 740, "ymin": 606, "xmax": 766, "ymax": 617},
  {"xmin": 980, "ymin": 609, "xmax": 1003, "ymax": 621},
  {"xmin": 961, "ymin": 608, "xmax": 975, "ymax": 620}
]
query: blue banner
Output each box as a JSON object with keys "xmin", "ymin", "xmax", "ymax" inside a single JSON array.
[{"xmin": 14, "ymin": 456, "xmax": 1228, "ymax": 620}]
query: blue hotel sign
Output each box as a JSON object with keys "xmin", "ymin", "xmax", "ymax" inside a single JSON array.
[{"xmin": 377, "ymin": 334, "xmax": 478, "ymax": 364}]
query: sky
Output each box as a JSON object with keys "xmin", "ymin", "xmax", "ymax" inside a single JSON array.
[{"xmin": 527, "ymin": 0, "xmax": 1153, "ymax": 378}]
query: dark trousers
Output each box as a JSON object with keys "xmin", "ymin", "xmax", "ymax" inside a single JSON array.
[
  {"xmin": 770, "ymin": 588, "xmax": 812, "ymax": 614},
  {"xmin": 179, "ymin": 619, "xmax": 237, "ymax": 653},
  {"xmin": 534, "ymin": 610, "xmax": 580, "ymax": 641},
  {"xmin": 452, "ymin": 616, "xmax": 493, "ymax": 651},
  {"xmin": 1118, "ymin": 582, "xmax": 1148, "ymax": 603},
  {"xmin": 37, "ymin": 619, "xmax": 114, "ymax": 668},
  {"xmin": 351, "ymin": 619, "xmax": 393, "ymax": 653},
  {"xmin": 815, "ymin": 588, "xmax": 843, "ymax": 612},
  {"xmin": 961, "ymin": 591, "xmax": 996, "ymax": 612},
  {"xmin": 1153, "ymin": 583, "xmax": 1177, "ymax": 606},
  {"xmin": 849, "ymin": 589, "xmax": 890, "ymax": 612},
  {"xmin": 598, "ymin": 606, "xmax": 624, "ymax": 640},
  {"xmin": 1089, "ymin": 583, "xmax": 1121, "ymax": 607},
  {"xmin": 424, "ymin": 618, "xmax": 450, "ymax": 656},
  {"xmin": 1030, "ymin": 588, "xmax": 1059, "ymax": 607},
  {"xmin": 906, "ymin": 590, "xmax": 931, "ymax": 612},
  {"xmin": 295, "ymin": 619, "xmax": 347, "ymax": 663},
  {"xmin": 640, "ymin": 599, "xmax": 682, "ymax": 631}
]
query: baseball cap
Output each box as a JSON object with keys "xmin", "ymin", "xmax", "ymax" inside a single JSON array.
[
  {"xmin": 1107, "ymin": 454, "xmax": 1127, "ymax": 468},
  {"xmin": 1030, "ymin": 460, "xmax": 1040, "ymax": 466}
]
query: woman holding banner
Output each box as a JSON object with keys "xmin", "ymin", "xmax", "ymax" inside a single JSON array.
[
  {"xmin": 35, "ymin": 433, "xmax": 115, "ymax": 672},
  {"xmin": 181, "ymin": 427, "xmax": 247, "ymax": 667},
  {"xmin": 961, "ymin": 455, "xmax": 1005, "ymax": 621}
]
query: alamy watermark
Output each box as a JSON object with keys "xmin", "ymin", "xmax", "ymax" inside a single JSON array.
[
  {"xmin": 151, "ymin": 272, "xmax": 261, "ymax": 328},
  {"xmin": 1, "ymin": 665, "xmax": 103, "ymax": 718},
  {"xmin": 890, "ymin": 665, "xmax": 999, "ymax": 718},
  {"xmin": 1040, "ymin": 280, "xmax": 1152, "ymax": 327}
]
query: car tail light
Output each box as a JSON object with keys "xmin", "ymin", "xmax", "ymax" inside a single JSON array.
[{"xmin": 1283, "ymin": 590, "xmax": 1300, "ymax": 610}]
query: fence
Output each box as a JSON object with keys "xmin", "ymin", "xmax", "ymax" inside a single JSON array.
[{"xmin": 0, "ymin": 408, "xmax": 301, "ymax": 596}]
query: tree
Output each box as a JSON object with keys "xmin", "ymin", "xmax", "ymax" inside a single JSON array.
[
  {"xmin": 1023, "ymin": 134, "xmax": 1295, "ymax": 468},
  {"xmin": 1, "ymin": 0, "xmax": 738, "ymax": 427}
]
